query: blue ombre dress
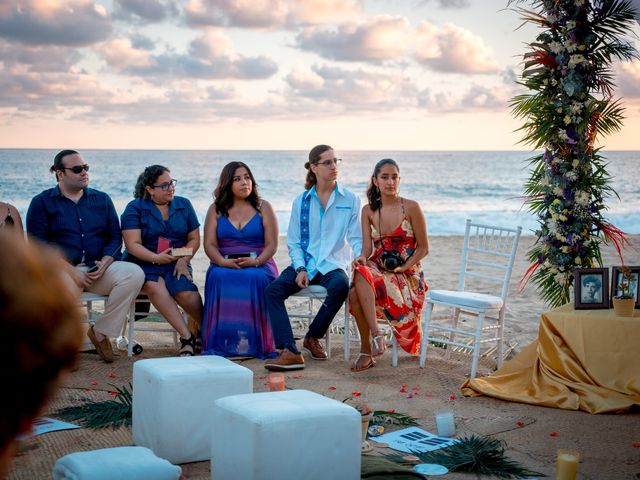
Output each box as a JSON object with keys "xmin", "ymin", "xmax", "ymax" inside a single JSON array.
[{"xmin": 202, "ymin": 213, "xmax": 278, "ymax": 358}]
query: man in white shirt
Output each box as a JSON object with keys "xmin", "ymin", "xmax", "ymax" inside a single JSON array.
[{"xmin": 265, "ymin": 145, "xmax": 362, "ymax": 370}]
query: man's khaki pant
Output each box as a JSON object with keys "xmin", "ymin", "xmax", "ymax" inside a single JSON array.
[{"xmin": 66, "ymin": 261, "xmax": 145, "ymax": 338}]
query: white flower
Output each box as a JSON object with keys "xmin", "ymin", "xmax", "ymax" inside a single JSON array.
[
  {"xmin": 553, "ymin": 186, "xmax": 564, "ymax": 197},
  {"xmin": 574, "ymin": 257, "xmax": 582, "ymax": 265},
  {"xmin": 565, "ymin": 171, "xmax": 577, "ymax": 181},
  {"xmin": 549, "ymin": 41, "xmax": 563, "ymax": 54},
  {"xmin": 575, "ymin": 0, "xmax": 585, "ymax": 5},
  {"xmin": 566, "ymin": 21, "xmax": 576, "ymax": 30},
  {"xmin": 551, "ymin": 79, "xmax": 558, "ymax": 86},
  {"xmin": 565, "ymin": 40, "xmax": 577, "ymax": 53},
  {"xmin": 575, "ymin": 191, "xmax": 590, "ymax": 206},
  {"xmin": 568, "ymin": 54, "xmax": 585, "ymax": 68},
  {"xmin": 572, "ymin": 159, "xmax": 580, "ymax": 168},
  {"xmin": 564, "ymin": 115, "xmax": 572, "ymax": 125},
  {"xmin": 570, "ymin": 102, "xmax": 582, "ymax": 114},
  {"xmin": 558, "ymin": 129, "xmax": 570, "ymax": 141},
  {"xmin": 540, "ymin": 176, "xmax": 550, "ymax": 186}
]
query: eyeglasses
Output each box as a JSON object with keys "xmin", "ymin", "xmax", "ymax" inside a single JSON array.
[
  {"xmin": 63, "ymin": 164, "xmax": 90, "ymax": 174},
  {"xmin": 316, "ymin": 158, "xmax": 342, "ymax": 168},
  {"xmin": 152, "ymin": 179, "xmax": 177, "ymax": 191}
]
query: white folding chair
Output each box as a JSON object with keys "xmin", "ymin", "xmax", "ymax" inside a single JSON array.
[
  {"xmin": 119, "ymin": 293, "xmax": 188, "ymax": 356},
  {"xmin": 420, "ymin": 219, "xmax": 522, "ymax": 378},
  {"xmin": 288, "ymin": 286, "xmax": 349, "ymax": 360}
]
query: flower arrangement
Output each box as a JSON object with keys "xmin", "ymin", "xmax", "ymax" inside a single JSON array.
[
  {"xmin": 614, "ymin": 266, "xmax": 634, "ymax": 299},
  {"xmin": 510, "ymin": 0, "xmax": 638, "ymax": 307}
]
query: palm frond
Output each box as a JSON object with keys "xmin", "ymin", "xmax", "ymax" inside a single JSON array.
[{"xmin": 54, "ymin": 384, "xmax": 132, "ymax": 429}]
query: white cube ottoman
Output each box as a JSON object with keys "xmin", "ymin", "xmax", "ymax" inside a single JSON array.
[
  {"xmin": 211, "ymin": 390, "xmax": 361, "ymax": 480},
  {"xmin": 133, "ymin": 356, "xmax": 252, "ymax": 464}
]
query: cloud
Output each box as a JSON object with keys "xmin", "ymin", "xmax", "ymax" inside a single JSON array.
[
  {"xmin": 0, "ymin": 41, "xmax": 81, "ymax": 73},
  {"xmin": 113, "ymin": 0, "xmax": 178, "ymax": 23},
  {"xmin": 184, "ymin": 0, "xmax": 362, "ymax": 28},
  {"xmin": 97, "ymin": 31, "xmax": 278, "ymax": 80},
  {"xmin": 295, "ymin": 15, "xmax": 409, "ymax": 61},
  {"xmin": 418, "ymin": 0, "xmax": 471, "ymax": 7},
  {"xmin": 617, "ymin": 60, "xmax": 640, "ymax": 98},
  {"xmin": 284, "ymin": 64, "xmax": 419, "ymax": 109},
  {"xmin": 413, "ymin": 21, "xmax": 499, "ymax": 74},
  {"xmin": 418, "ymin": 83, "xmax": 512, "ymax": 112},
  {"xmin": 0, "ymin": 0, "xmax": 111, "ymax": 46}
]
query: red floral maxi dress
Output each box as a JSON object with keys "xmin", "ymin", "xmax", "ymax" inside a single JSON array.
[{"xmin": 351, "ymin": 218, "xmax": 427, "ymax": 354}]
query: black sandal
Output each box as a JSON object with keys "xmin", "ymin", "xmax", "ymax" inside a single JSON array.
[{"xmin": 179, "ymin": 334, "xmax": 196, "ymax": 357}]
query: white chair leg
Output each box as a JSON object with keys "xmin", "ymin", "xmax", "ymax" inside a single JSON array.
[
  {"xmin": 391, "ymin": 335, "xmax": 398, "ymax": 367},
  {"xmin": 496, "ymin": 307, "xmax": 505, "ymax": 368},
  {"xmin": 420, "ymin": 302, "xmax": 434, "ymax": 368},
  {"xmin": 127, "ymin": 301, "xmax": 136, "ymax": 357},
  {"xmin": 470, "ymin": 312, "xmax": 485, "ymax": 378}
]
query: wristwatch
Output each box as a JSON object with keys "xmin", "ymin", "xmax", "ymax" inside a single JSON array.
[{"xmin": 295, "ymin": 266, "xmax": 307, "ymax": 274}]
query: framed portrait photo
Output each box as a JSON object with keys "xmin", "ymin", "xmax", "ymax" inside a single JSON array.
[
  {"xmin": 574, "ymin": 268, "xmax": 609, "ymax": 310},
  {"xmin": 610, "ymin": 266, "xmax": 640, "ymax": 308}
]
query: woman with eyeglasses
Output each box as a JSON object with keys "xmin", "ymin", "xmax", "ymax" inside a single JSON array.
[
  {"xmin": 121, "ymin": 165, "xmax": 203, "ymax": 356},
  {"xmin": 201, "ymin": 162, "xmax": 279, "ymax": 358},
  {"xmin": 348, "ymin": 158, "xmax": 429, "ymax": 372}
]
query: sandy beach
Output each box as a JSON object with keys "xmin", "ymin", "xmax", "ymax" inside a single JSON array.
[{"xmin": 9, "ymin": 233, "xmax": 640, "ymax": 480}]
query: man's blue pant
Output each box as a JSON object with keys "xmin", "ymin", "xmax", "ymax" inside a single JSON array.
[{"xmin": 265, "ymin": 266, "xmax": 349, "ymax": 354}]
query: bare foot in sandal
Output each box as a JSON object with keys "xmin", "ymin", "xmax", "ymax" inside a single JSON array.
[{"xmin": 350, "ymin": 353, "xmax": 376, "ymax": 372}]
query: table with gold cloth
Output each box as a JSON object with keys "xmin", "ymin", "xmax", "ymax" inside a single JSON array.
[{"xmin": 461, "ymin": 304, "xmax": 640, "ymax": 414}]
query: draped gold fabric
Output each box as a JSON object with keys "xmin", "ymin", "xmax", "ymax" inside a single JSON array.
[{"xmin": 461, "ymin": 304, "xmax": 640, "ymax": 414}]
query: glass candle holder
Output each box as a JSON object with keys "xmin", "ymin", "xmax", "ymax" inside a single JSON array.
[
  {"xmin": 556, "ymin": 449, "xmax": 579, "ymax": 480},
  {"xmin": 434, "ymin": 408, "xmax": 456, "ymax": 437},
  {"xmin": 267, "ymin": 372, "xmax": 285, "ymax": 391}
]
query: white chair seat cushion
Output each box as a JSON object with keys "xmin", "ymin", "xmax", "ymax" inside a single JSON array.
[{"xmin": 428, "ymin": 290, "xmax": 503, "ymax": 310}]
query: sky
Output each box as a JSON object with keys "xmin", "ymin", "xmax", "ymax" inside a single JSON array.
[{"xmin": 1, "ymin": 0, "xmax": 640, "ymax": 150}]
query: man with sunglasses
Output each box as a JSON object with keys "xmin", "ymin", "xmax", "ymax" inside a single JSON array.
[
  {"xmin": 26, "ymin": 150, "xmax": 145, "ymax": 363},
  {"xmin": 264, "ymin": 144, "xmax": 362, "ymax": 370}
]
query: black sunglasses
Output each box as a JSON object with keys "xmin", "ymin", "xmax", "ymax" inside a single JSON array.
[{"xmin": 63, "ymin": 164, "xmax": 90, "ymax": 174}]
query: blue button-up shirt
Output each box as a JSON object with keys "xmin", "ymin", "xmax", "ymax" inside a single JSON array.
[
  {"xmin": 287, "ymin": 182, "xmax": 362, "ymax": 279},
  {"xmin": 27, "ymin": 186, "xmax": 122, "ymax": 264}
]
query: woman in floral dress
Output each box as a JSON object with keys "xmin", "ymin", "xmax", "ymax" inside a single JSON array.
[{"xmin": 348, "ymin": 159, "xmax": 429, "ymax": 372}]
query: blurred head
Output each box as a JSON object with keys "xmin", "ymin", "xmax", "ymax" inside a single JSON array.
[
  {"xmin": 50, "ymin": 150, "xmax": 89, "ymax": 191},
  {"xmin": 134, "ymin": 165, "xmax": 175, "ymax": 204},
  {"xmin": 214, "ymin": 162, "xmax": 260, "ymax": 215},
  {"xmin": 304, "ymin": 144, "xmax": 338, "ymax": 189},
  {"xmin": 367, "ymin": 158, "xmax": 400, "ymax": 211},
  {"xmin": 0, "ymin": 232, "xmax": 82, "ymax": 476}
]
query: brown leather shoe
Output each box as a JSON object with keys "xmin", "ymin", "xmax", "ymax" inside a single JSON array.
[
  {"xmin": 87, "ymin": 326, "xmax": 114, "ymax": 363},
  {"xmin": 303, "ymin": 336, "xmax": 328, "ymax": 360},
  {"xmin": 264, "ymin": 349, "xmax": 305, "ymax": 371}
]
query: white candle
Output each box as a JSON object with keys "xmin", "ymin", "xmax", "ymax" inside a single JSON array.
[
  {"xmin": 556, "ymin": 449, "xmax": 579, "ymax": 480},
  {"xmin": 434, "ymin": 409, "xmax": 456, "ymax": 437}
]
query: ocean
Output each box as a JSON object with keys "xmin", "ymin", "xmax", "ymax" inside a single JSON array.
[{"xmin": 1, "ymin": 149, "xmax": 638, "ymax": 235}]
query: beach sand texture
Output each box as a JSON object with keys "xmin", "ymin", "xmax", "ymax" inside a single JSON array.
[{"xmin": 9, "ymin": 234, "xmax": 640, "ymax": 480}]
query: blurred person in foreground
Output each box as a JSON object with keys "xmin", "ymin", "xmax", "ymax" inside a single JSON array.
[{"xmin": 0, "ymin": 232, "xmax": 82, "ymax": 478}]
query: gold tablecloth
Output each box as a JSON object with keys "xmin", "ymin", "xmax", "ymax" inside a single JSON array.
[{"xmin": 461, "ymin": 304, "xmax": 640, "ymax": 414}]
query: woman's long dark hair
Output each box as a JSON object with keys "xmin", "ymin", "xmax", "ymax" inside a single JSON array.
[
  {"xmin": 214, "ymin": 162, "xmax": 260, "ymax": 216},
  {"xmin": 134, "ymin": 165, "xmax": 169, "ymax": 199},
  {"xmin": 366, "ymin": 158, "xmax": 400, "ymax": 211},
  {"xmin": 304, "ymin": 144, "xmax": 332, "ymax": 190}
]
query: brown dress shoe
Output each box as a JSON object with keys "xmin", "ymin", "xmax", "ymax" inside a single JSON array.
[
  {"xmin": 303, "ymin": 336, "xmax": 328, "ymax": 360},
  {"xmin": 87, "ymin": 326, "xmax": 114, "ymax": 363},
  {"xmin": 264, "ymin": 349, "xmax": 305, "ymax": 371}
]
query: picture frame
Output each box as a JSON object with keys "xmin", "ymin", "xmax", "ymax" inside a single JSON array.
[
  {"xmin": 610, "ymin": 266, "xmax": 640, "ymax": 309},
  {"xmin": 574, "ymin": 268, "xmax": 609, "ymax": 310}
]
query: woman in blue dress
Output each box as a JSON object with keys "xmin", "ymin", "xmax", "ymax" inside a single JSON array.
[
  {"xmin": 202, "ymin": 161, "xmax": 278, "ymax": 358},
  {"xmin": 121, "ymin": 165, "xmax": 202, "ymax": 356}
]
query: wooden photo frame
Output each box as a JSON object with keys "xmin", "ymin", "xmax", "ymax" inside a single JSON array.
[
  {"xmin": 610, "ymin": 266, "xmax": 640, "ymax": 309},
  {"xmin": 574, "ymin": 268, "xmax": 609, "ymax": 310}
]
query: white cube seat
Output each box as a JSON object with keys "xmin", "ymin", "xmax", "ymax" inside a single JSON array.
[
  {"xmin": 133, "ymin": 356, "xmax": 252, "ymax": 464},
  {"xmin": 211, "ymin": 390, "xmax": 361, "ymax": 480}
]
